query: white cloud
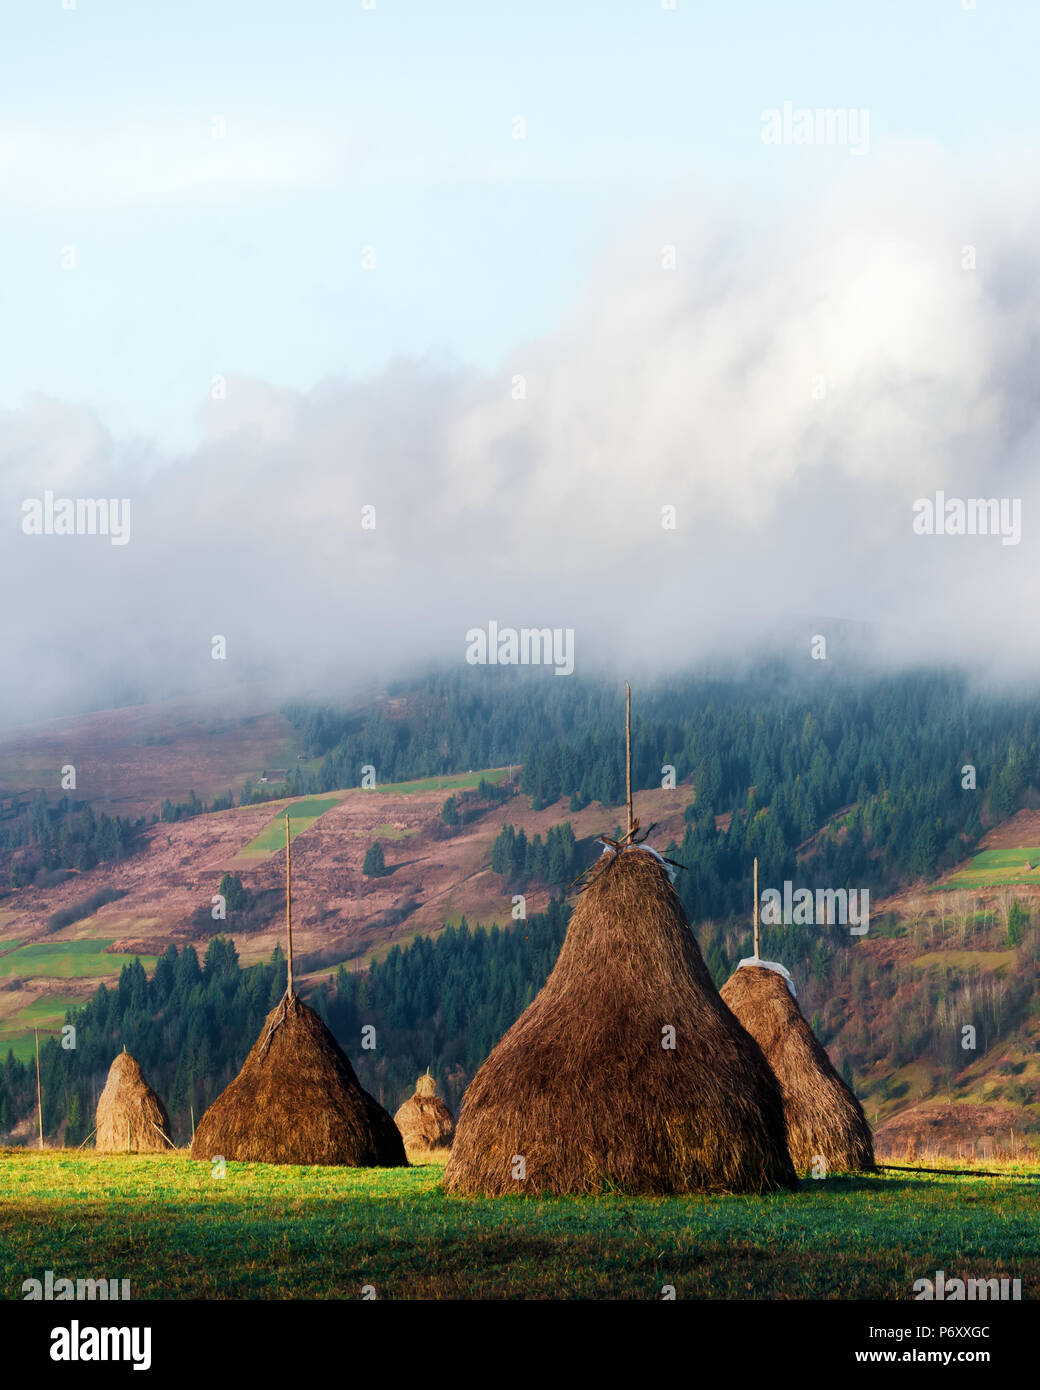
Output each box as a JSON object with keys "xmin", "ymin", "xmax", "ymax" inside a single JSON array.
[{"xmin": 3, "ymin": 152, "xmax": 1040, "ymax": 721}]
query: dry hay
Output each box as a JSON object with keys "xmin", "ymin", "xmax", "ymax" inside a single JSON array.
[
  {"xmin": 190, "ymin": 994, "xmax": 407, "ymax": 1167},
  {"xmin": 95, "ymin": 1051, "xmax": 172, "ymax": 1153},
  {"xmin": 394, "ymin": 1072, "xmax": 456, "ymax": 1153},
  {"xmin": 444, "ymin": 846, "xmax": 797, "ymax": 1196},
  {"xmin": 720, "ymin": 964, "xmax": 875, "ymax": 1173}
]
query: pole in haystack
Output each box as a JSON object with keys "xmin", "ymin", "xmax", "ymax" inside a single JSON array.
[
  {"xmin": 625, "ymin": 680, "xmax": 633, "ymax": 840},
  {"xmin": 35, "ymin": 1027, "xmax": 43, "ymax": 1149},
  {"xmin": 753, "ymin": 856, "xmax": 760, "ymax": 960},
  {"xmin": 285, "ymin": 812, "xmax": 294, "ymax": 999}
]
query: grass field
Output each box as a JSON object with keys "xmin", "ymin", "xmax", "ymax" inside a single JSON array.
[
  {"xmin": 944, "ymin": 848, "xmax": 1040, "ymax": 889},
  {"xmin": 361, "ymin": 822, "xmax": 416, "ymax": 841},
  {"xmin": 0, "ymin": 995, "xmax": 83, "ymax": 1062},
  {"xmin": 374, "ymin": 769, "xmax": 510, "ymax": 795},
  {"xmin": 235, "ymin": 797, "xmax": 343, "ymax": 859},
  {"xmin": 909, "ymin": 948, "xmax": 1020, "ymax": 974},
  {"xmin": 0, "ymin": 940, "xmax": 157, "ymax": 981},
  {"xmin": 0, "ymin": 1152, "xmax": 1036, "ymax": 1299}
]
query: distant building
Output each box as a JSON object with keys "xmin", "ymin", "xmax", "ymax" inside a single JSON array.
[{"xmin": 259, "ymin": 770, "xmax": 289, "ymax": 784}]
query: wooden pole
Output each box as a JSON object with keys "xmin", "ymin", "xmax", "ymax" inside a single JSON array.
[
  {"xmin": 34, "ymin": 1028, "xmax": 43, "ymax": 1149},
  {"xmin": 753, "ymin": 857, "xmax": 760, "ymax": 959},
  {"xmin": 625, "ymin": 681, "xmax": 633, "ymax": 838},
  {"xmin": 190, "ymin": 1105, "xmax": 195, "ymax": 1142},
  {"xmin": 285, "ymin": 813, "xmax": 294, "ymax": 999}
]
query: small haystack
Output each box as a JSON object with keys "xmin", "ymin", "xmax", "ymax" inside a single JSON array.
[
  {"xmin": 721, "ymin": 963, "xmax": 875, "ymax": 1172},
  {"xmin": 444, "ymin": 846, "xmax": 797, "ymax": 1196},
  {"xmin": 190, "ymin": 994, "xmax": 407, "ymax": 1167},
  {"xmin": 95, "ymin": 1050, "xmax": 172, "ymax": 1153},
  {"xmin": 394, "ymin": 1071, "xmax": 456, "ymax": 1153}
]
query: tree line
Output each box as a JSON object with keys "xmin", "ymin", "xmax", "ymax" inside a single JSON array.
[
  {"xmin": 489, "ymin": 822, "xmax": 581, "ymax": 888},
  {"xmin": 0, "ymin": 903, "xmax": 571, "ymax": 1140},
  {"xmin": 1, "ymin": 793, "xmax": 139, "ymax": 890}
]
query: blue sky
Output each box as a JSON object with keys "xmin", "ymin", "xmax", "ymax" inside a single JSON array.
[{"xmin": 2, "ymin": 0, "xmax": 1036, "ymax": 452}]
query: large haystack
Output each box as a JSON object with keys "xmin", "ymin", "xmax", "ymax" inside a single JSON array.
[
  {"xmin": 720, "ymin": 963, "xmax": 874, "ymax": 1172},
  {"xmin": 444, "ymin": 846, "xmax": 797, "ymax": 1196},
  {"xmin": 95, "ymin": 1050, "xmax": 171, "ymax": 1153},
  {"xmin": 394, "ymin": 1072, "xmax": 456, "ymax": 1153},
  {"xmin": 190, "ymin": 994, "xmax": 406, "ymax": 1167}
]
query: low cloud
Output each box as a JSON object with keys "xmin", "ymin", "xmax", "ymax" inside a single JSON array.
[{"xmin": 3, "ymin": 153, "xmax": 1040, "ymax": 724}]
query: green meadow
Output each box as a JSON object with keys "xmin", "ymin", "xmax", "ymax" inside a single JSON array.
[
  {"xmin": 944, "ymin": 848, "xmax": 1040, "ymax": 889},
  {"xmin": 0, "ymin": 996, "xmax": 84, "ymax": 1062},
  {"xmin": 362, "ymin": 823, "xmax": 415, "ymax": 841},
  {"xmin": 0, "ymin": 940, "xmax": 157, "ymax": 981},
  {"xmin": 1, "ymin": 1152, "xmax": 1036, "ymax": 1299},
  {"xmin": 374, "ymin": 768, "xmax": 509, "ymax": 795},
  {"xmin": 236, "ymin": 797, "xmax": 343, "ymax": 859}
]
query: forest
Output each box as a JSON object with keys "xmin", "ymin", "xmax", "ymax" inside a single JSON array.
[
  {"xmin": 0, "ymin": 793, "xmax": 138, "ymax": 888},
  {"xmin": 289, "ymin": 664, "xmax": 1039, "ymax": 914},
  {"xmin": 0, "ymin": 904, "xmax": 571, "ymax": 1139},
  {"xmin": 5, "ymin": 662, "xmax": 1040, "ymax": 1139},
  {"xmin": 6, "ymin": 885, "xmax": 1036, "ymax": 1142}
]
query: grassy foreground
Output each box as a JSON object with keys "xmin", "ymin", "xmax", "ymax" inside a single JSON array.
[{"xmin": 1, "ymin": 1150, "xmax": 1036, "ymax": 1300}]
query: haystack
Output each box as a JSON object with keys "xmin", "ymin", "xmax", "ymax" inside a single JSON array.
[
  {"xmin": 95, "ymin": 1050, "xmax": 171, "ymax": 1153},
  {"xmin": 444, "ymin": 846, "xmax": 797, "ymax": 1196},
  {"xmin": 394, "ymin": 1071, "xmax": 456, "ymax": 1153},
  {"xmin": 720, "ymin": 962, "xmax": 874, "ymax": 1172},
  {"xmin": 190, "ymin": 994, "xmax": 406, "ymax": 1167}
]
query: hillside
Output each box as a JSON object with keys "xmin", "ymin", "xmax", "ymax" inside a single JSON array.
[
  {"xmin": 0, "ymin": 767, "xmax": 689, "ymax": 1065},
  {"xmin": 3, "ymin": 667, "xmax": 1040, "ymax": 1156},
  {"xmin": 0, "ymin": 688, "xmax": 301, "ymax": 820},
  {"xmin": 5, "ymin": 780, "xmax": 1039, "ymax": 1155}
]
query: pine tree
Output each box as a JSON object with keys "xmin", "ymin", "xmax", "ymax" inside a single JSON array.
[{"xmin": 363, "ymin": 842, "xmax": 386, "ymax": 877}]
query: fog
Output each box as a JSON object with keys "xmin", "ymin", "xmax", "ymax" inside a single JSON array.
[{"xmin": 4, "ymin": 153, "xmax": 1039, "ymax": 727}]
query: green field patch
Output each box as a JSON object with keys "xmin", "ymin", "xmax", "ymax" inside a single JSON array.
[
  {"xmin": 0, "ymin": 1154, "xmax": 1037, "ymax": 1299},
  {"xmin": 358, "ymin": 822, "xmax": 415, "ymax": 842},
  {"xmin": 909, "ymin": 948, "xmax": 1020, "ymax": 974},
  {"xmin": 0, "ymin": 939, "xmax": 157, "ymax": 981},
  {"xmin": 0, "ymin": 995, "xmax": 84, "ymax": 1061},
  {"xmin": 236, "ymin": 796, "xmax": 343, "ymax": 859},
  {"xmin": 374, "ymin": 768, "xmax": 509, "ymax": 796},
  {"xmin": 945, "ymin": 847, "xmax": 1040, "ymax": 889}
]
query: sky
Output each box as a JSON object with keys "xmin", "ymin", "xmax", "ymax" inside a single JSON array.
[{"xmin": 2, "ymin": 1, "xmax": 1040, "ymax": 722}]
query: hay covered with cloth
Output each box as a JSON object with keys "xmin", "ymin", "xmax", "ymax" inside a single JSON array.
[
  {"xmin": 394, "ymin": 1071, "xmax": 456, "ymax": 1153},
  {"xmin": 95, "ymin": 1050, "xmax": 172, "ymax": 1153},
  {"xmin": 721, "ymin": 963, "xmax": 874, "ymax": 1172},
  {"xmin": 190, "ymin": 994, "xmax": 407, "ymax": 1167},
  {"xmin": 444, "ymin": 845, "xmax": 797, "ymax": 1196}
]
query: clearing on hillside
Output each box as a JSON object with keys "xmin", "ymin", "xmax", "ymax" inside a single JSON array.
[
  {"xmin": 942, "ymin": 847, "xmax": 1040, "ymax": 890},
  {"xmin": 0, "ymin": 939, "xmax": 157, "ymax": 981},
  {"xmin": 234, "ymin": 796, "xmax": 344, "ymax": 860}
]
